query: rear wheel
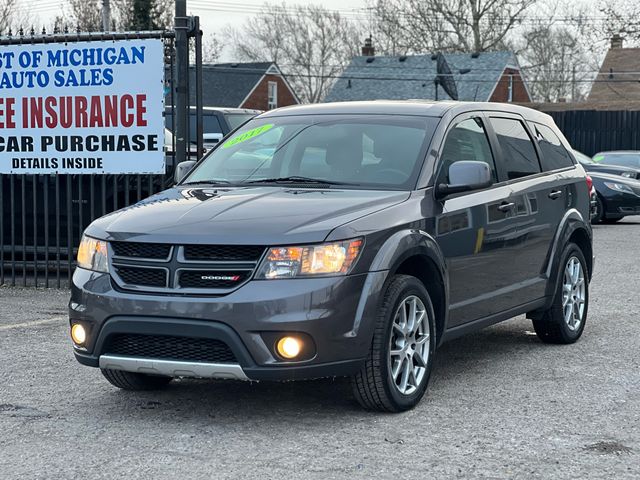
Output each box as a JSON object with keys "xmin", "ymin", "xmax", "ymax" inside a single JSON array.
[
  {"xmin": 101, "ymin": 368, "xmax": 173, "ymax": 391},
  {"xmin": 351, "ymin": 275, "xmax": 436, "ymax": 412},
  {"xmin": 533, "ymin": 243, "xmax": 588, "ymax": 344}
]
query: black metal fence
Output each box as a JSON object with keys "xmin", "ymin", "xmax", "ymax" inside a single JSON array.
[
  {"xmin": 0, "ymin": 28, "xmax": 202, "ymax": 288},
  {"xmin": 548, "ymin": 110, "xmax": 640, "ymax": 157}
]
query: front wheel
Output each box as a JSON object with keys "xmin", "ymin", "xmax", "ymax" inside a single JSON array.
[
  {"xmin": 533, "ymin": 243, "xmax": 589, "ymax": 344},
  {"xmin": 591, "ymin": 196, "xmax": 604, "ymax": 224},
  {"xmin": 351, "ymin": 275, "xmax": 436, "ymax": 412}
]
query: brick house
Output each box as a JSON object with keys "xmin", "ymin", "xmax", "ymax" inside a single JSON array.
[
  {"xmin": 588, "ymin": 35, "xmax": 640, "ymax": 102},
  {"xmin": 190, "ymin": 62, "xmax": 300, "ymax": 110},
  {"xmin": 325, "ymin": 44, "xmax": 531, "ymax": 103}
]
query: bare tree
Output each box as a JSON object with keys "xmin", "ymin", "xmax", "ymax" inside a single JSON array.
[
  {"xmin": 596, "ymin": 0, "xmax": 640, "ymax": 47},
  {"xmin": 0, "ymin": 0, "xmax": 30, "ymax": 34},
  {"xmin": 370, "ymin": 0, "xmax": 537, "ymax": 54},
  {"xmin": 519, "ymin": 24, "xmax": 588, "ymax": 102},
  {"xmin": 66, "ymin": 0, "xmax": 103, "ymax": 32},
  {"xmin": 63, "ymin": 0, "xmax": 172, "ymax": 32},
  {"xmin": 189, "ymin": 33, "xmax": 225, "ymax": 64},
  {"xmin": 202, "ymin": 33, "xmax": 224, "ymax": 64},
  {"xmin": 226, "ymin": 2, "xmax": 362, "ymax": 103}
]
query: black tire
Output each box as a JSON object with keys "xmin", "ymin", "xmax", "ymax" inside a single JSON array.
[
  {"xmin": 602, "ymin": 216, "xmax": 623, "ymax": 224},
  {"xmin": 351, "ymin": 275, "xmax": 436, "ymax": 412},
  {"xmin": 101, "ymin": 368, "xmax": 173, "ymax": 391},
  {"xmin": 533, "ymin": 243, "xmax": 589, "ymax": 344},
  {"xmin": 591, "ymin": 195, "xmax": 604, "ymax": 224}
]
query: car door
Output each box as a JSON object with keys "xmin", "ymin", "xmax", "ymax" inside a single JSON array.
[
  {"xmin": 434, "ymin": 113, "xmax": 523, "ymax": 327},
  {"xmin": 485, "ymin": 114, "xmax": 559, "ymax": 305}
]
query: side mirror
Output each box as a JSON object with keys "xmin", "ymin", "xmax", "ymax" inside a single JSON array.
[
  {"xmin": 436, "ymin": 161, "xmax": 493, "ymax": 198},
  {"xmin": 174, "ymin": 160, "xmax": 197, "ymax": 184}
]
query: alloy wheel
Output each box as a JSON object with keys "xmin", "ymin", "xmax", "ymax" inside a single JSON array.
[
  {"xmin": 562, "ymin": 256, "xmax": 586, "ymax": 331},
  {"xmin": 388, "ymin": 295, "xmax": 430, "ymax": 395}
]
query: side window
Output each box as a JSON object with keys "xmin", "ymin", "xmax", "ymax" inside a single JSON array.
[
  {"xmin": 438, "ymin": 117, "xmax": 497, "ymax": 184},
  {"xmin": 490, "ymin": 117, "xmax": 541, "ymax": 181},
  {"xmin": 529, "ymin": 122, "xmax": 574, "ymax": 171}
]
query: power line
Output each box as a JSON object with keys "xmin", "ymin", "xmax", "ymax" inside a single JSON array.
[
  {"xmin": 189, "ymin": 1, "xmax": 640, "ymax": 28},
  {"xmin": 197, "ymin": 65, "xmax": 638, "ymax": 84}
]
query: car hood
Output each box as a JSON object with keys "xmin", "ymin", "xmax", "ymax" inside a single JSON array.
[
  {"xmin": 86, "ymin": 186, "xmax": 410, "ymax": 245},
  {"xmin": 585, "ymin": 163, "xmax": 640, "ymax": 175},
  {"xmin": 589, "ymin": 171, "xmax": 640, "ymax": 183}
]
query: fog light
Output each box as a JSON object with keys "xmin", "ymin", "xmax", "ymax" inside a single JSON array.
[
  {"xmin": 276, "ymin": 336, "xmax": 302, "ymax": 359},
  {"xmin": 71, "ymin": 324, "xmax": 86, "ymax": 345}
]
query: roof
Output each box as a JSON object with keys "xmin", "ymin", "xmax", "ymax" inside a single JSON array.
[
  {"xmin": 186, "ymin": 62, "xmax": 274, "ymax": 107},
  {"xmin": 588, "ymin": 48, "xmax": 640, "ymax": 102},
  {"xmin": 260, "ymin": 100, "xmax": 550, "ymax": 122},
  {"xmin": 324, "ymin": 52, "xmax": 522, "ymax": 103}
]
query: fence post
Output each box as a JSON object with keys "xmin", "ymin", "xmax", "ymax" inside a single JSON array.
[
  {"xmin": 194, "ymin": 16, "xmax": 204, "ymax": 159},
  {"xmin": 174, "ymin": 0, "xmax": 189, "ymax": 168}
]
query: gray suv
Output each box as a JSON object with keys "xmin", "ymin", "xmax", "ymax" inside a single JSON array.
[{"xmin": 70, "ymin": 101, "xmax": 593, "ymax": 412}]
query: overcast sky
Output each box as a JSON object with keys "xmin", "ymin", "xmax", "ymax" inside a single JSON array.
[
  {"xmin": 27, "ymin": 1, "xmax": 368, "ymax": 34},
  {"xmin": 25, "ymin": 0, "xmax": 369, "ymax": 60}
]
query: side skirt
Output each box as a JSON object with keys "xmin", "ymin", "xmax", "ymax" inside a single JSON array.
[{"xmin": 440, "ymin": 297, "xmax": 548, "ymax": 344}]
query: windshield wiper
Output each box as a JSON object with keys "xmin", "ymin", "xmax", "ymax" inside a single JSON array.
[
  {"xmin": 180, "ymin": 179, "xmax": 233, "ymax": 186},
  {"xmin": 242, "ymin": 176, "xmax": 357, "ymax": 186}
]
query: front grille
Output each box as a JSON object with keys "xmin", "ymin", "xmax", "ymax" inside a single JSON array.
[
  {"xmin": 104, "ymin": 334, "xmax": 237, "ymax": 363},
  {"xmin": 111, "ymin": 242, "xmax": 171, "ymax": 259},
  {"xmin": 183, "ymin": 245, "xmax": 264, "ymax": 262},
  {"xmin": 109, "ymin": 242, "xmax": 263, "ymax": 293},
  {"xmin": 178, "ymin": 270, "xmax": 250, "ymax": 289},
  {"xmin": 114, "ymin": 266, "xmax": 167, "ymax": 287}
]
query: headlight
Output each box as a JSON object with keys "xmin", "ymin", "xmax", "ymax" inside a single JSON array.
[
  {"xmin": 77, "ymin": 235, "xmax": 109, "ymax": 272},
  {"xmin": 621, "ymin": 171, "xmax": 636, "ymax": 179},
  {"xmin": 256, "ymin": 238, "xmax": 363, "ymax": 279},
  {"xmin": 604, "ymin": 182, "xmax": 636, "ymax": 195}
]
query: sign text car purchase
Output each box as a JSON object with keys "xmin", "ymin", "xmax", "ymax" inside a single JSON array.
[{"xmin": 0, "ymin": 39, "xmax": 165, "ymax": 174}]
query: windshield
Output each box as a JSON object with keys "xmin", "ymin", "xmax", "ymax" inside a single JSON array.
[
  {"xmin": 593, "ymin": 152, "xmax": 640, "ymax": 168},
  {"xmin": 183, "ymin": 115, "xmax": 437, "ymax": 190},
  {"xmin": 225, "ymin": 113, "xmax": 257, "ymax": 130},
  {"xmin": 572, "ymin": 150, "xmax": 593, "ymax": 164}
]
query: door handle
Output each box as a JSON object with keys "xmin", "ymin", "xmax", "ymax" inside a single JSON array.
[
  {"xmin": 497, "ymin": 202, "xmax": 515, "ymax": 212},
  {"xmin": 548, "ymin": 190, "xmax": 563, "ymax": 200}
]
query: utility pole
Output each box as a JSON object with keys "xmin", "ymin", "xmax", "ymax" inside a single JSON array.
[
  {"xmin": 101, "ymin": 0, "xmax": 111, "ymax": 31},
  {"xmin": 571, "ymin": 65, "xmax": 576, "ymax": 102},
  {"xmin": 174, "ymin": 0, "xmax": 189, "ymax": 166}
]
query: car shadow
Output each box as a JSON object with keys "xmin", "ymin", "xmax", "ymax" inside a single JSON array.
[{"xmin": 94, "ymin": 318, "xmax": 545, "ymax": 421}]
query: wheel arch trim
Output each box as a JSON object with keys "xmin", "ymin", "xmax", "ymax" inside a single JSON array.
[
  {"xmin": 352, "ymin": 229, "xmax": 449, "ymax": 344},
  {"xmin": 544, "ymin": 208, "xmax": 593, "ymax": 299}
]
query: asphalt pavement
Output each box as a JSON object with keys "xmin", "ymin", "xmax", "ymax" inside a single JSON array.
[{"xmin": 1, "ymin": 219, "xmax": 639, "ymax": 479}]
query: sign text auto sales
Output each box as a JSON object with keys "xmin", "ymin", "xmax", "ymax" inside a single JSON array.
[{"xmin": 0, "ymin": 39, "xmax": 165, "ymax": 174}]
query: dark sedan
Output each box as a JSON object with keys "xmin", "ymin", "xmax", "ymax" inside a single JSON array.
[
  {"xmin": 593, "ymin": 150, "xmax": 640, "ymax": 172},
  {"xmin": 573, "ymin": 150, "xmax": 640, "ymax": 179},
  {"xmin": 589, "ymin": 171, "xmax": 640, "ymax": 223}
]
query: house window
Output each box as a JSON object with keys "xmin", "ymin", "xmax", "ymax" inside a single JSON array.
[{"xmin": 268, "ymin": 81, "xmax": 278, "ymax": 109}]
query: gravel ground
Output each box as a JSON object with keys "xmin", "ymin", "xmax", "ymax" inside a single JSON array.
[{"xmin": 1, "ymin": 220, "xmax": 639, "ymax": 479}]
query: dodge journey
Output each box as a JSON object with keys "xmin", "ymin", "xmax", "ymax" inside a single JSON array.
[{"xmin": 70, "ymin": 101, "xmax": 593, "ymax": 412}]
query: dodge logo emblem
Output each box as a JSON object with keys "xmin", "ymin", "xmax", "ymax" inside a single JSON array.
[{"xmin": 200, "ymin": 275, "xmax": 241, "ymax": 281}]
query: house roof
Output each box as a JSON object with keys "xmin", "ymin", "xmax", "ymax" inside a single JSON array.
[
  {"xmin": 187, "ymin": 62, "xmax": 274, "ymax": 107},
  {"xmin": 324, "ymin": 51, "xmax": 523, "ymax": 103},
  {"xmin": 588, "ymin": 48, "xmax": 640, "ymax": 102}
]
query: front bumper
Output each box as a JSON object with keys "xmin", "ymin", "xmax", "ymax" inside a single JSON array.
[
  {"xmin": 70, "ymin": 267, "xmax": 388, "ymax": 381},
  {"xmin": 602, "ymin": 192, "xmax": 640, "ymax": 217}
]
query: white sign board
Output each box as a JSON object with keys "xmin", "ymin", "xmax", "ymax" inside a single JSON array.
[{"xmin": 0, "ymin": 38, "xmax": 165, "ymax": 174}]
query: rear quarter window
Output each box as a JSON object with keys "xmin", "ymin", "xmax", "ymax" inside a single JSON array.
[
  {"xmin": 490, "ymin": 117, "xmax": 541, "ymax": 181},
  {"xmin": 529, "ymin": 122, "xmax": 574, "ymax": 171}
]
